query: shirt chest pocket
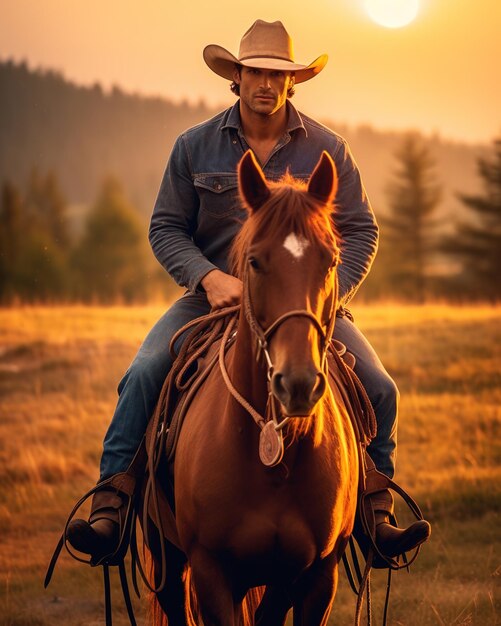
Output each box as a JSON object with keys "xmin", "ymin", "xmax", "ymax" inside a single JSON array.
[{"xmin": 194, "ymin": 175, "xmax": 242, "ymax": 218}]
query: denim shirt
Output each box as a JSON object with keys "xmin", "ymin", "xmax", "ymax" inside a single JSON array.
[{"xmin": 149, "ymin": 100, "xmax": 378, "ymax": 305}]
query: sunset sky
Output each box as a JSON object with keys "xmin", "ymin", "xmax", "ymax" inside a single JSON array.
[{"xmin": 1, "ymin": 0, "xmax": 500, "ymax": 144}]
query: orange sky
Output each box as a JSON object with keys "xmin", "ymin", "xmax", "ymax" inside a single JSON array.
[{"xmin": 1, "ymin": 0, "xmax": 500, "ymax": 144}]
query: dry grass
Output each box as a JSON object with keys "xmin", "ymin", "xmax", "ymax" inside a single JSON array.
[{"xmin": 0, "ymin": 304, "xmax": 499, "ymax": 625}]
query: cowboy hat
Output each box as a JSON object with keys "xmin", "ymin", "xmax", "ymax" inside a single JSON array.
[{"xmin": 203, "ymin": 19, "xmax": 328, "ymax": 84}]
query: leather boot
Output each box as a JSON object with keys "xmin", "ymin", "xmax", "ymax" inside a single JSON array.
[
  {"xmin": 66, "ymin": 472, "xmax": 136, "ymax": 562},
  {"xmin": 66, "ymin": 489, "xmax": 122, "ymax": 559},
  {"xmin": 371, "ymin": 488, "xmax": 431, "ymax": 559}
]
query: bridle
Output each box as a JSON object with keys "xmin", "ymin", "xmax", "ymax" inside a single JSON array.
[
  {"xmin": 218, "ymin": 261, "xmax": 338, "ymax": 467},
  {"xmin": 243, "ymin": 264, "xmax": 338, "ymax": 383}
]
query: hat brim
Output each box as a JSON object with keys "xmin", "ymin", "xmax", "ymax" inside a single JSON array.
[{"xmin": 203, "ymin": 44, "xmax": 327, "ymax": 84}]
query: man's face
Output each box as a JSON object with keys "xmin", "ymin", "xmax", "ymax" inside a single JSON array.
[{"xmin": 234, "ymin": 66, "xmax": 294, "ymax": 117}]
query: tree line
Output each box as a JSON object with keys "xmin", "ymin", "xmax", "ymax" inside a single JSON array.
[
  {"xmin": 0, "ymin": 172, "xmax": 176, "ymax": 304},
  {"xmin": 0, "ymin": 59, "xmax": 487, "ymax": 228},
  {"xmin": 1, "ymin": 134, "xmax": 499, "ymax": 304}
]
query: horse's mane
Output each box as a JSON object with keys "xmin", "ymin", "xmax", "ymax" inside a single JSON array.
[{"xmin": 230, "ymin": 172, "xmax": 339, "ymax": 279}]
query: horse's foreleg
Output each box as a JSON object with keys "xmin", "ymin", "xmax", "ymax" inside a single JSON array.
[
  {"xmin": 255, "ymin": 585, "xmax": 292, "ymax": 626},
  {"xmin": 155, "ymin": 541, "xmax": 189, "ymax": 625},
  {"xmin": 291, "ymin": 554, "xmax": 338, "ymax": 626},
  {"xmin": 146, "ymin": 520, "xmax": 188, "ymax": 625},
  {"xmin": 188, "ymin": 546, "xmax": 242, "ymax": 626}
]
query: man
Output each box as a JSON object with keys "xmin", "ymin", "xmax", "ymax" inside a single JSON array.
[{"xmin": 67, "ymin": 19, "xmax": 430, "ymax": 561}]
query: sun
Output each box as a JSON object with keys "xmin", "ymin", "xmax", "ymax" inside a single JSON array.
[{"xmin": 364, "ymin": 0, "xmax": 420, "ymax": 28}]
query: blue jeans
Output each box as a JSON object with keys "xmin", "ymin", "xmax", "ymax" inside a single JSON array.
[
  {"xmin": 100, "ymin": 296, "xmax": 398, "ymax": 480},
  {"xmin": 334, "ymin": 315, "xmax": 398, "ymax": 477}
]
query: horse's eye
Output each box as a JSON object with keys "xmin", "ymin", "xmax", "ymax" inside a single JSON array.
[{"xmin": 249, "ymin": 256, "xmax": 260, "ymax": 271}]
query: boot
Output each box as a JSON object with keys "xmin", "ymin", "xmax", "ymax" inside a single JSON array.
[
  {"xmin": 66, "ymin": 490, "xmax": 121, "ymax": 559},
  {"xmin": 371, "ymin": 488, "xmax": 431, "ymax": 559},
  {"xmin": 66, "ymin": 472, "xmax": 136, "ymax": 563},
  {"xmin": 355, "ymin": 454, "xmax": 431, "ymax": 568}
]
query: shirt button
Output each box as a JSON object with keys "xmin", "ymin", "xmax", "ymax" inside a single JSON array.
[
  {"xmin": 232, "ymin": 139, "xmax": 237, "ymax": 144},
  {"xmin": 215, "ymin": 183, "xmax": 222, "ymax": 190}
]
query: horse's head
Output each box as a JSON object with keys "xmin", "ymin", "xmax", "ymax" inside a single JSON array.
[{"xmin": 232, "ymin": 150, "xmax": 339, "ymax": 417}]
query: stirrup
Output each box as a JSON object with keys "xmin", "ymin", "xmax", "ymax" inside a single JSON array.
[
  {"xmin": 45, "ymin": 441, "xmax": 147, "ymax": 626},
  {"xmin": 342, "ymin": 455, "xmax": 429, "ymax": 626},
  {"xmin": 44, "ymin": 476, "xmax": 139, "ymax": 625},
  {"xmin": 358, "ymin": 468, "xmax": 427, "ymax": 570}
]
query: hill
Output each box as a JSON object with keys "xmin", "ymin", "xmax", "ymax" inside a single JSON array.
[
  {"xmin": 1, "ymin": 59, "xmax": 489, "ymax": 229},
  {"xmin": 0, "ymin": 60, "xmax": 217, "ymax": 217}
]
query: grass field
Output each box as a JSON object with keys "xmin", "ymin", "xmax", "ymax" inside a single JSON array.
[{"xmin": 0, "ymin": 304, "xmax": 499, "ymax": 625}]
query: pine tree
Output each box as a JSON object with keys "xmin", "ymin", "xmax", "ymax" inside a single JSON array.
[
  {"xmin": 72, "ymin": 176, "xmax": 149, "ymax": 303},
  {"xmin": 25, "ymin": 169, "xmax": 70, "ymax": 249},
  {"xmin": 43, "ymin": 171, "xmax": 70, "ymax": 250},
  {"xmin": 22, "ymin": 169, "xmax": 70, "ymax": 301},
  {"xmin": 378, "ymin": 134, "xmax": 442, "ymax": 302},
  {"xmin": 0, "ymin": 181, "xmax": 24, "ymax": 303},
  {"xmin": 446, "ymin": 137, "xmax": 501, "ymax": 300}
]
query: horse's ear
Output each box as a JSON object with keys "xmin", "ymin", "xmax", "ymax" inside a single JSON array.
[
  {"xmin": 238, "ymin": 150, "xmax": 271, "ymax": 213},
  {"xmin": 307, "ymin": 151, "xmax": 338, "ymax": 205}
]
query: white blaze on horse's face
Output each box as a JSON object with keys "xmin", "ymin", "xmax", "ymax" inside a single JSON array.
[{"xmin": 283, "ymin": 233, "xmax": 310, "ymax": 260}]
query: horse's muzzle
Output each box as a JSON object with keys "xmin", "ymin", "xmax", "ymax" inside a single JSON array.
[{"xmin": 271, "ymin": 368, "xmax": 327, "ymax": 416}]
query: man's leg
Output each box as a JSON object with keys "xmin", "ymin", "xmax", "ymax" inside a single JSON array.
[
  {"xmin": 67, "ymin": 291, "xmax": 211, "ymax": 558},
  {"xmin": 333, "ymin": 315, "xmax": 398, "ymax": 478},
  {"xmin": 99, "ymin": 292, "xmax": 211, "ymax": 480},
  {"xmin": 333, "ymin": 315, "xmax": 430, "ymax": 558}
]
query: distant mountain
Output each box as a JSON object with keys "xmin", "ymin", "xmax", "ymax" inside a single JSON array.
[{"xmin": 0, "ymin": 59, "xmax": 489, "ymax": 232}]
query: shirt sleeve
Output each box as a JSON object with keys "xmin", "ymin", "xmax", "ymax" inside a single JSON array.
[
  {"xmin": 332, "ymin": 139, "xmax": 379, "ymax": 305},
  {"xmin": 148, "ymin": 135, "xmax": 218, "ymax": 292}
]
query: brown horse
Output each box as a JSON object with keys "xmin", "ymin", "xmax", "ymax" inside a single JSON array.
[{"xmin": 149, "ymin": 149, "xmax": 359, "ymax": 626}]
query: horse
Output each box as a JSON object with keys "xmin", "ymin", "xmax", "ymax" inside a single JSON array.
[{"xmin": 146, "ymin": 149, "xmax": 359, "ymax": 626}]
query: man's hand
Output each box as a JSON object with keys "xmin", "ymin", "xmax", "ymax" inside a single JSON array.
[{"xmin": 201, "ymin": 269, "xmax": 243, "ymax": 309}]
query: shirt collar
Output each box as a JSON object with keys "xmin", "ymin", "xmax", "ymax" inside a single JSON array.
[{"xmin": 219, "ymin": 100, "xmax": 307, "ymax": 137}]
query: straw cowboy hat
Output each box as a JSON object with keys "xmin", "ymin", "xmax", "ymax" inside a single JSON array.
[{"xmin": 203, "ymin": 19, "xmax": 328, "ymax": 84}]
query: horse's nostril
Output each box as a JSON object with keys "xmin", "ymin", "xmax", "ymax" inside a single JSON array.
[
  {"xmin": 310, "ymin": 372, "xmax": 327, "ymax": 404},
  {"xmin": 271, "ymin": 372, "xmax": 288, "ymax": 404}
]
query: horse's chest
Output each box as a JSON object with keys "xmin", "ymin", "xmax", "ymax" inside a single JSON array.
[
  {"xmin": 223, "ymin": 504, "xmax": 335, "ymax": 579},
  {"xmin": 228, "ymin": 478, "xmax": 337, "ymax": 543}
]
